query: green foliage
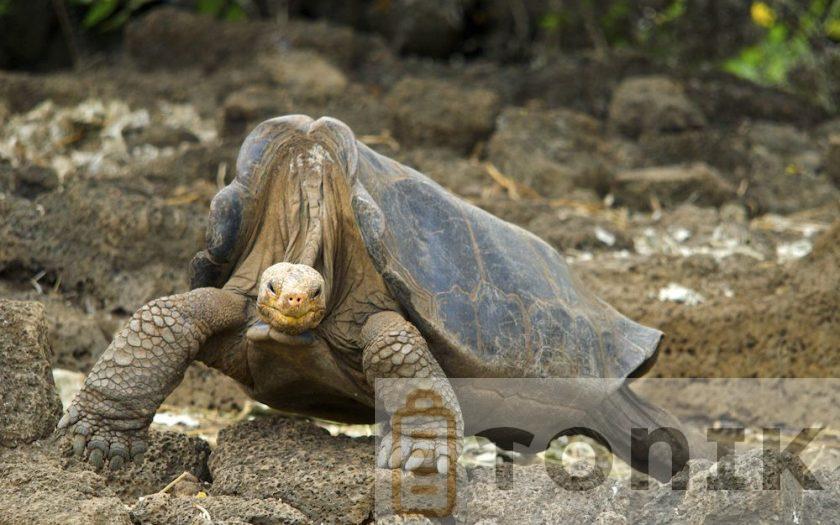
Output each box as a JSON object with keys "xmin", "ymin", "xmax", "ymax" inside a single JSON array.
[
  {"xmin": 197, "ymin": 0, "xmax": 246, "ymax": 22},
  {"xmin": 599, "ymin": 0, "xmax": 634, "ymax": 46},
  {"xmin": 537, "ymin": 0, "xmax": 836, "ymax": 95},
  {"xmin": 71, "ymin": 0, "xmax": 247, "ymax": 32},
  {"xmin": 537, "ymin": 0, "xmax": 684, "ymax": 52},
  {"xmin": 724, "ymin": 24, "xmax": 805, "ymax": 85},
  {"xmin": 824, "ymin": 0, "xmax": 840, "ymax": 38},
  {"xmin": 658, "ymin": 0, "xmax": 687, "ymax": 24},
  {"xmin": 724, "ymin": 1, "xmax": 839, "ymax": 87},
  {"xmin": 0, "ymin": 0, "xmax": 11, "ymax": 17},
  {"xmin": 633, "ymin": 0, "xmax": 689, "ymax": 53},
  {"xmin": 70, "ymin": 0, "xmax": 159, "ymax": 31},
  {"xmin": 538, "ymin": 11, "xmax": 565, "ymax": 32}
]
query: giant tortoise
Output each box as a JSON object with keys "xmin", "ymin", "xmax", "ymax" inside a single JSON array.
[{"xmin": 59, "ymin": 115, "xmax": 688, "ymax": 480}]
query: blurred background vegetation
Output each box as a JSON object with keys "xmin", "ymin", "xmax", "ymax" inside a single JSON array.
[{"xmin": 0, "ymin": 0, "xmax": 838, "ymax": 110}]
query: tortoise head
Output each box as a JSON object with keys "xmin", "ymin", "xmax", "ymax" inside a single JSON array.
[{"xmin": 256, "ymin": 263, "xmax": 326, "ymax": 335}]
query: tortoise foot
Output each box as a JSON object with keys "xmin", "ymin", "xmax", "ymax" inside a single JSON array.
[
  {"xmin": 57, "ymin": 392, "xmax": 149, "ymax": 470},
  {"xmin": 377, "ymin": 422, "xmax": 461, "ymax": 475}
]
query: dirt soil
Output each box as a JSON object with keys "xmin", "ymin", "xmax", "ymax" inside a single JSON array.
[{"xmin": 0, "ymin": 7, "xmax": 838, "ymax": 524}]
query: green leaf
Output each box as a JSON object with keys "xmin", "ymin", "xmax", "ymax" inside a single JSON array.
[
  {"xmin": 723, "ymin": 57, "xmax": 760, "ymax": 83},
  {"xmin": 197, "ymin": 0, "xmax": 226, "ymax": 16},
  {"xmin": 83, "ymin": 0, "xmax": 119, "ymax": 28},
  {"xmin": 100, "ymin": 7, "xmax": 132, "ymax": 31},
  {"xmin": 828, "ymin": 19, "xmax": 840, "ymax": 39},
  {"xmin": 658, "ymin": 0, "xmax": 686, "ymax": 24},
  {"xmin": 539, "ymin": 12, "xmax": 563, "ymax": 31},
  {"xmin": 827, "ymin": 0, "xmax": 840, "ymax": 39},
  {"xmin": 767, "ymin": 24, "xmax": 788, "ymax": 43},
  {"xmin": 224, "ymin": 4, "xmax": 246, "ymax": 22}
]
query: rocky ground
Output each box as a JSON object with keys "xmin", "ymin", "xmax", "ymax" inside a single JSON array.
[
  {"xmin": 1, "ymin": 7, "xmax": 838, "ymax": 524},
  {"xmin": 2, "ymin": 306, "xmax": 838, "ymax": 523}
]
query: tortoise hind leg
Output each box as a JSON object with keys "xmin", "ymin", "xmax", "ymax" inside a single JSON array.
[
  {"xmin": 57, "ymin": 288, "xmax": 249, "ymax": 470},
  {"xmin": 361, "ymin": 311, "xmax": 463, "ymax": 474}
]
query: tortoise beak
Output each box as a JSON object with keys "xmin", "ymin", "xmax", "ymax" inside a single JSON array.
[
  {"xmin": 256, "ymin": 262, "xmax": 327, "ymax": 335},
  {"xmin": 257, "ymin": 280, "xmax": 326, "ymax": 335}
]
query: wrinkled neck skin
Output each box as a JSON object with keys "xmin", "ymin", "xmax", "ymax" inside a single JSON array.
[
  {"xmin": 290, "ymin": 140, "xmax": 360, "ymax": 319},
  {"xmin": 225, "ymin": 137, "xmax": 356, "ymax": 323},
  {"xmin": 296, "ymin": 146, "xmax": 325, "ymax": 269}
]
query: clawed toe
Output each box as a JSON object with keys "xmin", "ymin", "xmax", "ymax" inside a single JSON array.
[
  {"xmin": 89, "ymin": 447, "xmax": 105, "ymax": 469},
  {"xmin": 81, "ymin": 432, "xmax": 146, "ymax": 470},
  {"xmin": 59, "ymin": 409, "xmax": 148, "ymax": 471},
  {"xmin": 404, "ymin": 448, "xmax": 427, "ymax": 471},
  {"xmin": 131, "ymin": 440, "xmax": 147, "ymax": 463},
  {"xmin": 109, "ymin": 455, "xmax": 125, "ymax": 470},
  {"xmin": 378, "ymin": 429, "xmax": 459, "ymax": 474}
]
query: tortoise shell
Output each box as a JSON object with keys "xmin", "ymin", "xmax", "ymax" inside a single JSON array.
[{"xmin": 191, "ymin": 116, "xmax": 662, "ymax": 380}]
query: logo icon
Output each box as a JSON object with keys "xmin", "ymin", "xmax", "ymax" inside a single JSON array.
[{"xmin": 391, "ymin": 389, "xmax": 458, "ymax": 516}]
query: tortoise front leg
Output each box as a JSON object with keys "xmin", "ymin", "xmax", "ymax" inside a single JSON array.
[
  {"xmin": 57, "ymin": 288, "xmax": 248, "ymax": 469},
  {"xmin": 362, "ymin": 311, "xmax": 463, "ymax": 474}
]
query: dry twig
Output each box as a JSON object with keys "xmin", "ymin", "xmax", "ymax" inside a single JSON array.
[
  {"xmin": 483, "ymin": 162, "xmax": 541, "ymax": 200},
  {"xmin": 157, "ymin": 471, "xmax": 192, "ymax": 495}
]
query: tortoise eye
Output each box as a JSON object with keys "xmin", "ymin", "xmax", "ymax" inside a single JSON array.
[
  {"xmin": 267, "ymin": 282, "xmax": 276, "ymax": 294},
  {"xmin": 312, "ymin": 286, "xmax": 322, "ymax": 298}
]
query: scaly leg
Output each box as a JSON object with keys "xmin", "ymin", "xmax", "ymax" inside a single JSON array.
[
  {"xmin": 362, "ymin": 311, "xmax": 463, "ymax": 474},
  {"xmin": 57, "ymin": 288, "xmax": 248, "ymax": 469}
]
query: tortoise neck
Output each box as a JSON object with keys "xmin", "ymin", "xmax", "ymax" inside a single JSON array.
[{"xmin": 298, "ymin": 165, "xmax": 323, "ymax": 268}]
